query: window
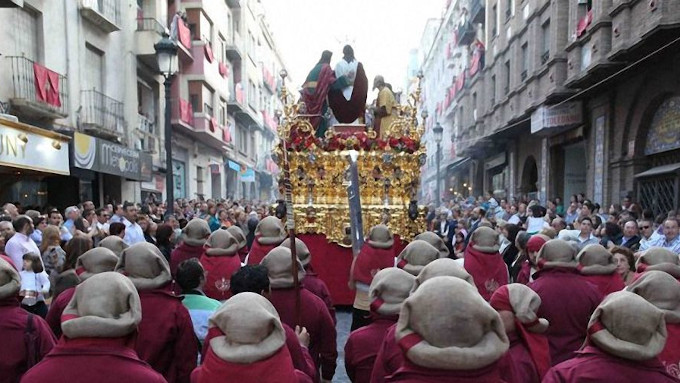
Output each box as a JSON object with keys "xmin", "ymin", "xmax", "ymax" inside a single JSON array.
[
  {"xmin": 190, "ymin": 94, "xmax": 199, "ymax": 112},
  {"xmin": 458, "ymin": 106, "xmax": 465, "ymax": 128},
  {"xmin": 250, "ymin": 134, "xmax": 255, "ymax": 160},
  {"xmin": 492, "ymin": 4, "xmax": 498, "ymax": 36},
  {"xmin": 521, "ymin": 43, "xmax": 528, "ymax": 80},
  {"xmin": 218, "ymin": 35, "xmax": 227, "ymax": 62},
  {"xmin": 248, "ymin": 80, "xmax": 257, "ymax": 108},
  {"xmin": 504, "ymin": 60, "xmax": 511, "ymax": 94},
  {"xmin": 218, "ymin": 100, "xmax": 227, "ymax": 126},
  {"xmin": 490, "ymin": 75, "xmax": 496, "ymax": 105},
  {"xmin": 542, "ymin": 20, "xmax": 551, "ymax": 64},
  {"xmin": 16, "ymin": 6, "xmax": 39, "ymax": 61},
  {"xmin": 472, "ymin": 92, "xmax": 478, "ymax": 121},
  {"xmin": 203, "ymin": 87, "xmax": 214, "ymax": 116},
  {"xmin": 196, "ymin": 166, "xmax": 204, "ymax": 196},
  {"xmin": 257, "ymin": 85, "xmax": 263, "ymax": 111},
  {"xmin": 85, "ymin": 44, "xmax": 104, "ymax": 92},
  {"xmin": 238, "ymin": 126, "xmax": 247, "ymax": 153},
  {"xmin": 505, "ymin": 0, "xmax": 513, "ymax": 21}
]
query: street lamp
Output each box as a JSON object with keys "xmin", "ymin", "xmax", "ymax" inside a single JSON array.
[
  {"xmin": 155, "ymin": 34, "xmax": 178, "ymax": 216},
  {"xmin": 433, "ymin": 122, "xmax": 443, "ymax": 207}
]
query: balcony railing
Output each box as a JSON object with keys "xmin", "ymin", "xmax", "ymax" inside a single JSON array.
[
  {"xmin": 80, "ymin": 89, "xmax": 125, "ymax": 137},
  {"xmin": 7, "ymin": 56, "xmax": 68, "ymax": 118},
  {"xmin": 137, "ymin": 114, "xmax": 155, "ymax": 135},
  {"xmin": 136, "ymin": 18, "xmax": 165, "ymax": 34},
  {"xmin": 457, "ymin": 21, "xmax": 476, "ymax": 46},
  {"xmin": 470, "ymin": 0, "xmax": 485, "ymax": 24},
  {"xmin": 80, "ymin": 0, "xmax": 121, "ymax": 33}
]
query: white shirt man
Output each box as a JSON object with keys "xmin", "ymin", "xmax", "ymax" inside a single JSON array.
[
  {"xmin": 121, "ymin": 203, "xmax": 145, "ymax": 245},
  {"xmin": 5, "ymin": 216, "xmax": 40, "ymax": 270}
]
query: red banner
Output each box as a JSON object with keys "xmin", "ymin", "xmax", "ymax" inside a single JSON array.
[
  {"xmin": 235, "ymin": 83, "xmax": 244, "ymax": 105},
  {"xmin": 209, "ymin": 117, "xmax": 218, "ymax": 132},
  {"xmin": 223, "ymin": 124, "xmax": 232, "ymax": 142},
  {"xmin": 33, "ymin": 63, "xmax": 61, "ymax": 107},
  {"xmin": 179, "ymin": 98, "xmax": 193, "ymax": 124},
  {"xmin": 178, "ymin": 21, "xmax": 191, "ymax": 49},
  {"xmin": 204, "ymin": 43, "xmax": 214, "ymax": 63},
  {"xmin": 219, "ymin": 61, "xmax": 229, "ymax": 78}
]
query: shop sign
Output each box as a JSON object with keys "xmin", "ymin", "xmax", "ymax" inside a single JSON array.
[
  {"xmin": 73, "ymin": 132, "xmax": 152, "ymax": 181},
  {"xmin": 531, "ymin": 101, "xmax": 583, "ymax": 134},
  {"xmin": 241, "ymin": 167, "xmax": 255, "ymax": 183},
  {"xmin": 0, "ymin": 118, "xmax": 70, "ymax": 175}
]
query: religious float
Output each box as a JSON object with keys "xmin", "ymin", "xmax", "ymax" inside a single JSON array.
[{"xmin": 272, "ymin": 69, "xmax": 427, "ymax": 305}]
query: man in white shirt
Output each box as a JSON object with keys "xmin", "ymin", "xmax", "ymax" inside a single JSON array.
[
  {"xmin": 576, "ymin": 216, "xmax": 599, "ymax": 250},
  {"xmin": 5, "ymin": 215, "xmax": 40, "ymax": 270},
  {"xmin": 110, "ymin": 204, "xmax": 125, "ymax": 224},
  {"xmin": 122, "ymin": 202, "xmax": 145, "ymax": 245}
]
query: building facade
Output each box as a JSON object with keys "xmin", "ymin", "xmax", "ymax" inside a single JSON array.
[
  {"xmin": 0, "ymin": 0, "xmax": 285, "ymax": 209},
  {"xmin": 419, "ymin": 0, "xmax": 680, "ymax": 212}
]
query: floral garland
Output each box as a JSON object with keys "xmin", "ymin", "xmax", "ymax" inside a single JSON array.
[{"xmin": 284, "ymin": 130, "xmax": 420, "ymax": 153}]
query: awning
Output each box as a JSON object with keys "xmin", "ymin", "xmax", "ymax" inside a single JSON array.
[
  {"xmin": 635, "ymin": 163, "xmax": 680, "ymax": 178},
  {"xmin": 447, "ymin": 157, "xmax": 472, "ymax": 173}
]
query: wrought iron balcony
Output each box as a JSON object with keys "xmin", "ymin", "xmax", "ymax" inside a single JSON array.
[
  {"xmin": 80, "ymin": 89, "xmax": 125, "ymax": 140},
  {"xmin": 7, "ymin": 56, "xmax": 68, "ymax": 118},
  {"xmin": 457, "ymin": 21, "xmax": 476, "ymax": 46},
  {"xmin": 541, "ymin": 51, "xmax": 550, "ymax": 65},
  {"xmin": 226, "ymin": 31, "xmax": 243, "ymax": 61},
  {"xmin": 469, "ymin": 0, "xmax": 485, "ymax": 24},
  {"xmin": 80, "ymin": 0, "xmax": 120, "ymax": 33}
]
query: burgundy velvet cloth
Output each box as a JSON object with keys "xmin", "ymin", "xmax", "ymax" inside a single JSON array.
[
  {"xmin": 20, "ymin": 337, "xmax": 166, "ymax": 383},
  {"xmin": 464, "ymin": 244, "xmax": 509, "ymax": 301},
  {"xmin": 302, "ymin": 268, "xmax": 336, "ymax": 324},
  {"xmin": 328, "ymin": 62, "xmax": 368, "ymax": 123},
  {"xmin": 199, "ymin": 254, "xmax": 241, "ymax": 301},
  {"xmin": 497, "ymin": 331, "xmax": 542, "ymax": 383},
  {"xmin": 191, "ymin": 346, "xmax": 312, "ymax": 383},
  {"xmin": 352, "ymin": 243, "xmax": 396, "ymax": 286},
  {"xmin": 385, "ymin": 360, "xmax": 506, "ymax": 383},
  {"xmin": 297, "ymin": 234, "xmax": 407, "ymax": 306},
  {"xmin": 246, "ymin": 239, "xmax": 280, "ymax": 265},
  {"xmin": 543, "ymin": 345, "xmax": 676, "ymax": 382},
  {"xmin": 370, "ymin": 323, "xmax": 403, "ymax": 383},
  {"xmin": 0, "ymin": 298, "xmax": 56, "ymax": 383},
  {"xmin": 301, "ymin": 63, "xmax": 335, "ymax": 130},
  {"xmin": 529, "ymin": 268, "xmax": 603, "ymax": 365},
  {"xmin": 45, "ymin": 286, "xmax": 75, "ymax": 339},
  {"xmin": 269, "ymin": 287, "xmax": 338, "ymax": 381},
  {"xmin": 345, "ymin": 316, "xmax": 398, "ymax": 383},
  {"xmin": 659, "ymin": 323, "xmax": 680, "ymax": 380},
  {"xmin": 135, "ymin": 288, "xmax": 198, "ymax": 383},
  {"xmin": 581, "ymin": 273, "xmax": 626, "ymax": 297},
  {"xmin": 170, "ymin": 243, "xmax": 206, "ymax": 276}
]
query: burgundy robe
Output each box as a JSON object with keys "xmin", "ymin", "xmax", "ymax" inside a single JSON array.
[
  {"xmin": 497, "ymin": 332, "xmax": 541, "ymax": 383},
  {"xmin": 581, "ymin": 273, "xmax": 626, "ymax": 297},
  {"xmin": 199, "ymin": 254, "xmax": 241, "ymax": 301},
  {"xmin": 385, "ymin": 360, "xmax": 506, "ymax": 383},
  {"xmin": 247, "ymin": 240, "xmax": 280, "ymax": 265},
  {"xmin": 20, "ymin": 337, "xmax": 166, "ymax": 383},
  {"xmin": 191, "ymin": 346, "xmax": 312, "ymax": 383},
  {"xmin": 170, "ymin": 243, "xmax": 206, "ymax": 277},
  {"xmin": 370, "ymin": 324, "xmax": 403, "ymax": 383},
  {"xmin": 516, "ymin": 261, "xmax": 533, "ymax": 285},
  {"xmin": 529, "ymin": 268, "xmax": 602, "ymax": 365},
  {"xmin": 203, "ymin": 321, "xmax": 317, "ymax": 382},
  {"xmin": 237, "ymin": 247, "xmax": 249, "ymax": 263},
  {"xmin": 659, "ymin": 323, "xmax": 680, "ymax": 380},
  {"xmin": 543, "ymin": 345, "xmax": 676, "ymax": 383},
  {"xmin": 269, "ymin": 287, "xmax": 338, "ymax": 381},
  {"xmin": 0, "ymin": 298, "xmax": 56, "ymax": 382},
  {"xmin": 136, "ymin": 288, "xmax": 198, "ymax": 383},
  {"xmin": 302, "ymin": 268, "xmax": 336, "ymax": 324},
  {"xmin": 464, "ymin": 244, "xmax": 509, "ymax": 301},
  {"xmin": 352, "ymin": 244, "xmax": 395, "ymax": 285},
  {"xmin": 345, "ymin": 316, "xmax": 398, "ymax": 383},
  {"xmin": 45, "ymin": 286, "xmax": 75, "ymax": 339}
]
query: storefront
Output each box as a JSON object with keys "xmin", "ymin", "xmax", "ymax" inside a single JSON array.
[
  {"xmin": 71, "ymin": 132, "xmax": 152, "ymax": 205},
  {"xmin": 0, "ymin": 117, "xmax": 71, "ymax": 208}
]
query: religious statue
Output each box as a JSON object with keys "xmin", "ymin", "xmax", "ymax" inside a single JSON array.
[
  {"xmin": 301, "ymin": 51, "xmax": 336, "ymax": 138},
  {"xmin": 328, "ymin": 45, "xmax": 368, "ymax": 125},
  {"xmin": 372, "ymin": 75, "xmax": 398, "ymax": 138}
]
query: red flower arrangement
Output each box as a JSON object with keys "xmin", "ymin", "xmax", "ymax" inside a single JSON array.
[{"xmin": 284, "ymin": 130, "xmax": 420, "ymax": 153}]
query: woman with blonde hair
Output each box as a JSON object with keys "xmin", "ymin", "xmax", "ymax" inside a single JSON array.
[{"xmin": 40, "ymin": 225, "xmax": 65, "ymax": 281}]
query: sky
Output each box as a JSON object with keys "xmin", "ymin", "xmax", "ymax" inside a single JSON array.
[{"xmin": 261, "ymin": 0, "xmax": 445, "ymax": 98}]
